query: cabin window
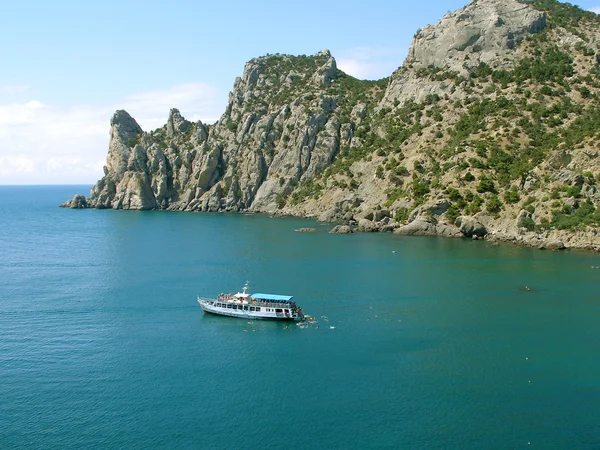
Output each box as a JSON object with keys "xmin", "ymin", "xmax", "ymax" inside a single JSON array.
[
  {"xmin": 255, "ymin": 307, "xmax": 261, "ymax": 312},
  {"xmin": 227, "ymin": 304, "xmax": 232, "ymax": 309}
]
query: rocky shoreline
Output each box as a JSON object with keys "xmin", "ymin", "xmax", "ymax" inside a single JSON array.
[
  {"xmin": 62, "ymin": 191, "xmax": 600, "ymax": 252},
  {"xmin": 61, "ymin": 0, "xmax": 600, "ymax": 254}
]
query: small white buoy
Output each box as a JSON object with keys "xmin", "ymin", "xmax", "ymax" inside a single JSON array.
[{"xmin": 330, "ymin": 326, "xmax": 335, "ymax": 329}]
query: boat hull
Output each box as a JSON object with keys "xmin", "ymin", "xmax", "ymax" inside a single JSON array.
[{"xmin": 198, "ymin": 299, "xmax": 301, "ymax": 321}]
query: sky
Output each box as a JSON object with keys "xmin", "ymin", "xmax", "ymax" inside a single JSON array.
[{"xmin": 1, "ymin": 0, "xmax": 600, "ymax": 184}]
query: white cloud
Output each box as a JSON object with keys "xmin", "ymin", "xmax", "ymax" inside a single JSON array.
[
  {"xmin": 336, "ymin": 46, "xmax": 408, "ymax": 80},
  {"xmin": 0, "ymin": 103, "xmax": 109, "ymax": 184},
  {"xmin": 0, "ymin": 83, "xmax": 226, "ymax": 185},
  {"xmin": 0, "ymin": 84, "xmax": 29, "ymax": 96},
  {"xmin": 0, "ymin": 100, "xmax": 47, "ymax": 126},
  {"xmin": 590, "ymin": 7, "xmax": 600, "ymax": 14},
  {"xmin": 123, "ymin": 82, "xmax": 223, "ymax": 130}
]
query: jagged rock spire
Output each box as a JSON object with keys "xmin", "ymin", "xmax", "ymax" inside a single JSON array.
[
  {"xmin": 106, "ymin": 110, "xmax": 143, "ymax": 177},
  {"xmin": 166, "ymin": 108, "xmax": 191, "ymax": 137}
]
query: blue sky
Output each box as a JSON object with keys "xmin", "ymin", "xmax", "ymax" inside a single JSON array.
[{"xmin": 1, "ymin": 0, "xmax": 599, "ymax": 184}]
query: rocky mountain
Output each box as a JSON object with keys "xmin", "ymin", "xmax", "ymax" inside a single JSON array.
[{"xmin": 63, "ymin": 0, "xmax": 600, "ymax": 251}]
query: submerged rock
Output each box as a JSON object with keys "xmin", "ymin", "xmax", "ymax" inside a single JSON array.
[{"xmin": 329, "ymin": 225, "xmax": 353, "ymax": 234}]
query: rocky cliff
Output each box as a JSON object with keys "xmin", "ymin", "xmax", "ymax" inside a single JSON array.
[{"xmin": 64, "ymin": 0, "xmax": 600, "ymax": 251}]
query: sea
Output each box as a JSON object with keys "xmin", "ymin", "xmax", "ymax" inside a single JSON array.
[{"xmin": 1, "ymin": 185, "xmax": 599, "ymax": 449}]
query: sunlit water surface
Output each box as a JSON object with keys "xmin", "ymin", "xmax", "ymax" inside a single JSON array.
[{"xmin": 1, "ymin": 186, "xmax": 599, "ymax": 449}]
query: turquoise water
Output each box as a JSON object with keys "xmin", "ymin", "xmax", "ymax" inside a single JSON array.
[{"xmin": 1, "ymin": 186, "xmax": 600, "ymax": 449}]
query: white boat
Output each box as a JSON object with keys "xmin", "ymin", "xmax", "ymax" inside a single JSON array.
[{"xmin": 197, "ymin": 283, "xmax": 304, "ymax": 321}]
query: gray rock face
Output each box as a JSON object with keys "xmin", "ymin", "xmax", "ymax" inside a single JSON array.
[
  {"xmin": 357, "ymin": 218, "xmax": 379, "ymax": 232},
  {"xmin": 60, "ymin": 194, "xmax": 88, "ymax": 209},
  {"xmin": 395, "ymin": 216, "xmax": 439, "ymax": 236},
  {"xmin": 312, "ymin": 49, "xmax": 337, "ymax": 84},
  {"xmin": 541, "ymin": 239, "xmax": 566, "ymax": 251},
  {"xmin": 87, "ymin": 111, "xmax": 156, "ymax": 210},
  {"xmin": 329, "ymin": 225, "xmax": 353, "ymax": 234},
  {"xmin": 456, "ymin": 216, "xmax": 488, "ymax": 238},
  {"xmin": 408, "ymin": 199, "xmax": 450, "ymax": 222},
  {"xmin": 556, "ymin": 169, "xmax": 584, "ymax": 188},
  {"xmin": 167, "ymin": 108, "xmax": 191, "ymax": 137},
  {"xmin": 106, "ymin": 110, "xmax": 143, "ymax": 177},
  {"xmin": 60, "ymin": 2, "xmax": 600, "ymax": 253},
  {"xmin": 378, "ymin": 0, "xmax": 547, "ymax": 108},
  {"xmin": 405, "ymin": 0, "xmax": 546, "ymax": 75},
  {"xmin": 84, "ymin": 51, "xmax": 345, "ymax": 214},
  {"xmin": 394, "ymin": 216, "xmax": 460, "ymax": 237},
  {"xmin": 548, "ymin": 150, "xmax": 572, "ymax": 170}
]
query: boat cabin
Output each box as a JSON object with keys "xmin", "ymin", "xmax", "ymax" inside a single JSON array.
[{"xmin": 199, "ymin": 287, "xmax": 302, "ymax": 320}]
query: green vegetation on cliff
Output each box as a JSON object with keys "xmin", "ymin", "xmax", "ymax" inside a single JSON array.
[{"xmin": 86, "ymin": 0, "xmax": 600, "ymax": 249}]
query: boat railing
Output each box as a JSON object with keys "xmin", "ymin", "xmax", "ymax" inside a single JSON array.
[
  {"xmin": 198, "ymin": 296, "xmax": 300, "ymax": 313},
  {"xmin": 249, "ymin": 301, "xmax": 297, "ymax": 309}
]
